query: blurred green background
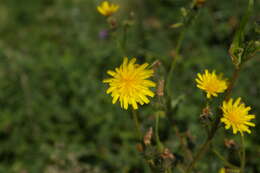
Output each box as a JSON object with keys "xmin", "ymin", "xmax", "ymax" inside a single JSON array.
[{"xmin": 0, "ymin": 0, "xmax": 259, "ymax": 172}]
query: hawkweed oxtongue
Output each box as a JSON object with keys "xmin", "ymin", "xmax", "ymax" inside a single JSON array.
[
  {"xmin": 97, "ymin": 1, "xmax": 119, "ymax": 17},
  {"xmin": 196, "ymin": 69, "xmax": 228, "ymax": 99},
  {"xmin": 103, "ymin": 57, "xmax": 156, "ymax": 110}
]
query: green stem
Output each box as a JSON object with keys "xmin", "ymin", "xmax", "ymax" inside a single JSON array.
[
  {"xmin": 175, "ymin": 127, "xmax": 193, "ymax": 161},
  {"xmin": 166, "ymin": 168, "xmax": 173, "ymax": 173},
  {"xmin": 212, "ymin": 148, "xmax": 239, "ymax": 169},
  {"xmin": 166, "ymin": 30, "xmax": 185, "ymax": 96},
  {"xmin": 166, "ymin": 5, "xmax": 201, "ymax": 97},
  {"xmin": 155, "ymin": 114, "xmax": 164, "ymax": 151},
  {"xmin": 121, "ymin": 24, "xmax": 128, "ymax": 56},
  {"xmin": 177, "ymin": 165, "xmax": 186, "ymax": 173},
  {"xmin": 185, "ymin": 66, "xmax": 242, "ymax": 173},
  {"xmin": 186, "ymin": 137, "xmax": 212, "ymax": 173},
  {"xmin": 240, "ymin": 135, "xmax": 246, "ymax": 173},
  {"xmin": 132, "ymin": 109, "xmax": 142, "ymax": 140},
  {"xmin": 224, "ymin": 67, "xmax": 241, "ymax": 101}
]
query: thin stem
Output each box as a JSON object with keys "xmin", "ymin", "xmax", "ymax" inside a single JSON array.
[
  {"xmin": 177, "ymin": 165, "xmax": 186, "ymax": 173},
  {"xmin": 155, "ymin": 114, "xmax": 164, "ymax": 152},
  {"xmin": 121, "ymin": 24, "xmax": 128, "ymax": 56},
  {"xmin": 166, "ymin": 168, "xmax": 173, "ymax": 173},
  {"xmin": 212, "ymin": 148, "xmax": 239, "ymax": 169},
  {"xmin": 132, "ymin": 109, "xmax": 142, "ymax": 140},
  {"xmin": 186, "ymin": 137, "xmax": 211, "ymax": 173},
  {"xmin": 185, "ymin": 66, "xmax": 242, "ymax": 173},
  {"xmin": 166, "ymin": 6, "xmax": 201, "ymax": 97},
  {"xmin": 166, "ymin": 30, "xmax": 185, "ymax": 96},
  {"xmin": 240, "ymin": 135, "xmax": 246, "ymax": 173},
  {"xmin": 175, "ymin": 127, "xmax": 193, "ymax": 161},
  {"xmin": 225, "ymin": 67, "xmax": 241, "ymax": 101}
]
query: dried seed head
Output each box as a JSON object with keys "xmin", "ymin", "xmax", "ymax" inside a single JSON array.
[
  {"xmin": 136, "ymin": 143, "xmax": 144, "ymax": 152},
  {"xmin": 157, "ymin": 79, "xmax": 165, "ymax": 97},
  {"xmin": 195, "ymin": 0, "xmax": 206, "ymax": 7},
  {"xmin": 200, "ymin": 106, "xmax": 212, "ymax": 120},
  {"xmin": 107, "ymin": 17, "xmax": 117, "ymax": 29},
  {"xmin": 161, "ymin": 148, "xmax": 175, "ymax": 160},
  {"xmin": 224, "ymin": 139, "xmax": 237, "ymax": 149},
  {"xmin": 144, "ymin": 127, "xmax": 153, "ymax": 146},
  {"xmin": 151, "ymin": 60, "xmax": 161, "ymax": 70}
]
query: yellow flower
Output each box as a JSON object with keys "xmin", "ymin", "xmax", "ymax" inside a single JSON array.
[
  {"xmin": 97, "ymin": 1, "xmax": 119, "ymax": 17},
  {"xmin": 221, "ymin": 97, "xmax": 255, "ymax": 135},
  {"xmin": 196, "ymin": 69, "xmax": 228, "ymax": 98},
  {"xmin": 218, "ymin": 168, "xmax": 226, "ymax": 173},
  {"xmin": 103, "ymin": 57, "xmax": 156, "ymax": 110}
]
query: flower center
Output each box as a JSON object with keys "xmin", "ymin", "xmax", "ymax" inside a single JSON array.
[
  {"xmin": 120, "ymin": 75, "xmax": 138, "ymax": 92},
  {"xmin": 228, "ymin": 110, "xmax": 243, "ymax": 125},
  {"xmin": 205, "ymin": 80, "xmax": 220, "ymax": 92}
]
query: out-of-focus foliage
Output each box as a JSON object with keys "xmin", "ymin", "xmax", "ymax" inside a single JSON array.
[{"xmin": 0, "ymin": 0, "xmax": 259, "ymax": 172}]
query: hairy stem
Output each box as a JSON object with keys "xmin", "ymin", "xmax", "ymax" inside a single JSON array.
[
  {"xmin": 166, "ymin": 5, "xmax": 202, "ymax": 97},
  {"xmin": 212, "ymin": 148, "xmax": 239, "ymax": 169},
  {"xmin": 186, "ymin": 137, "xmax": 211, "ymax": 173},
  {"xmin": 225, "ymin": 67, "xmax": 241, "ymax": 101},
  {"xmin": 166, "ymin": 29, "xmax": 185, "ymax": 96},
  {"xmin": 185, "ymin": 66, "xmax": 241, "ymax": 173},
  {"xmin": 121, "ymin": 24, "xmax": 128, "ymax": 56},
  {"xmin": 132, "ymin": 109, "xmax": 142, "ymax": 140},
  {"xmin": 155, "ymin": 114, "xmax": 164, "ymax": 152},
  {"xmin": 240, "ymin": 135, "xmax": 246, "ymax": 173}
]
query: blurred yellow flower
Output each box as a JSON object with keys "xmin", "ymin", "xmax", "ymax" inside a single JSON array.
[
  {"xmin": 97, "ymin": 1, "xmax": 119, "ymax": 17},
  {"xmin": 221, "ymin": 97, "xmax": 255, "ymax": 135},
  {"xmin": 196, "ymin": 69, "xmax": 228, "ymax": 98},
  {"xmin": 218, "ymin": 168, "xmax": 226, "ymax": 173},
  {"xmin": 103, "ymin": 58, "xmax": 156, "ymax": 110}
]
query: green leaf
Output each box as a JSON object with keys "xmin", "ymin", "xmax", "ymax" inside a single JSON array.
[{"xmin": 229, "ymin": 0, "xmax": 254, "ymax": 68}]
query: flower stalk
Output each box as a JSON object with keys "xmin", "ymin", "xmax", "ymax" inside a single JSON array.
[
  {"xmin": 166, "ymin": 2, "xmax": 202, "ymax": 97},
  {"xmin": 132, "ymin": 109, "xmax": 142, "ymax": 140},
  {"xmin": 186, "ymin": 66, "xmax": 242, "ymax": 173},
  {"xmin": 186, "ymin": 137, "xmax": 211, "ymax": 173},
  {"xmin": 155, "ymin": 113, "xmax": 164, "ymax": 152},
  {"xmin": 212, "ymin": 148, "xmax": 239, "ymax": 169},
  {"xmin": 121, "ymin": 24, "xmax": 128, "ymax": 56},
  {"xmin": 240, "ymin": 135, "xmax": 246, "ymax": 173},
  {"xmin": 224, "ymin": 67, "xmax": 241, "ymax": 101},
  {"xmin": 166, "ymin": 28, "xmax": 185, "ymax": 97}
]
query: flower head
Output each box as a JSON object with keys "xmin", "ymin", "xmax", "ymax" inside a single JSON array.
[
  {"xmin": 196, "ymin": 70, "xmax": 228, "ymax": 98},
  {"xmin": 221, "ymin": 97, "xmax": 255, "ymax": 135},
  {"xmin": 103, "ymin": 57, "xmax": 156, "ymax": 110},
  {"xmin": 97, "ymin": 1, "xmax": 119, "ymax": 17}
]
